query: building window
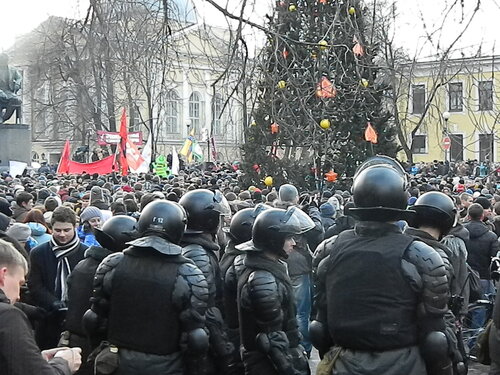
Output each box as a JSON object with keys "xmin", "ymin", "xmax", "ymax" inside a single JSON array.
[
  {"xmin": 32, "ymin": 152, "xmax": 40, "ymax": 162},
  {"xmin": 189, "ymin": 92, "xmax": 204, "ymax": 134},
  {"xmin": 165, "ymin": 90, "xmax": 180, "ymax": 134},
  {"xmin": 411, "ymin": 135, "xmax": 427, "ymax": 154},
  {"xmin": 448, "ymin": 82, "xmax": 463, "ymax": 112},
  {"xmin": 479, "ymin": 134, "xmax": 494, "ymax": 162},
  {"xmin": 479, "ymin": 81, "xmax": 493, "ymax": 111},
  {"xmin": 212, "ymin": 94, "xmax": 224, "ymax": 136},
  {"xmin": 450, "ymin": 134, "xmax": 464, "ymax": 162},
  {"xmin": 411, "ymin": 85, "xmax": 425, "ymax": 114}
]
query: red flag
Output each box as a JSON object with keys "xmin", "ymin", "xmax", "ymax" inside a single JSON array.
[
  {"xmin": 364, "ymin": 122, "xmax": 378, "ymax": 144},
  {"xmin": 119, "ymin": 108, "xmax": 129, "ymax": 175},
  {"xmin": 67, "ymin": 155, "xmax": 116, "ymax": 175},
  {"xmin": 56, "ymin": 140, "xmax": 71, "ymax": 174}
]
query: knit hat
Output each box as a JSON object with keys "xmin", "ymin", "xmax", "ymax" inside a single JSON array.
[
  {"xmin": 320, "ymin": 202, "xmax": 336, "ymax": 218},
  {"xmin": 408, "ymin": 196, "xmax": 418, "ymax": 206},
  {"xmin": 6, "ymin": 223, "xmax": 31, "ymax": 242},
  {"xmin": 80, "ymin": 206, "xmax": 103, "ymax": 223},
  {"xmin": 0, "ymin": 213, "xmax": 11, "ymax": 232},
  {"xmin": 37, "ymin": 188, "xmax": 52, "ymax": 203},
  {"xmin": 0, "ymin": 198, "xmax": 12, "ymax": 217},
  {"xmin": 90, "ymin": 186, "xmax": 104, "ymax": 205},
  {"xmin": 475, "ymin": 197, "xmax": 492, "ymax": 210}
]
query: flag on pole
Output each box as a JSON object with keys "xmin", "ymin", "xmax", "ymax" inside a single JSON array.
[
  {"xmin": 57, "ymin": 140, "xmax": 71, "ymax": 174},
  {"xmin": 132, "ymin": 132, "xmax": 152, "ymax": 174},
  {"xmin": 119, "ymin": 108, "xmax": 129, "ymax": 175},
  {"xmin": 125, "ymin": 136, "xmax": 145, "ymax": 171},
  {"xmin": 179, "ymin": 129, "xmax": 195, "ymax": 157},
  {"xmin": 191, "ymin": 141, "xmax": 203, "ymax": 162},
  {"xmin": 210, "ymin": 136, "xmax": 218, "ymax": 161},
  {"xmin": 364, "ymin": 122, "xmax": 378, "ymax": 144},
  {"xmin": 171, "ymin": 146, "xmax": 180, "ymax": 175}
]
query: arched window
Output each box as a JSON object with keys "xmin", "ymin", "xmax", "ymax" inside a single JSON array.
[
  {"xmin": 165, "ymin": 90, "xmax": 180, "ymax": 134},
  {"xmin": 212, "ymin": 94, "xmax": 224, "ymax": 136},
  {"xmin": 189, "ymin": 92, "xmax": 204, "ymax": 133},
  {"xmin": 32, "ymin": 152, "xmax": 40, "ymax": 163}
]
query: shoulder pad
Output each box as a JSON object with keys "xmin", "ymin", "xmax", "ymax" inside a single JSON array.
[
  {"xmin": 248, "ymin": 270, "xmax": 279, "ymax": 298},
  {"xmin": 182, "ymin": 244, "xmax": 212, "ymax": 279},
  {"xmin": 178, "ymin": 262, "xmax": 208, "ymax": 288},
  {"xmin": 316, "ymin": 255, "xmax": 330, "ymax": 282},
  {"xmin": 313, "ymin": 235, "xmax": 338, "ymax": 269},
  {"xmin": 97, "ymin": 252, "xmax": 124, "ymax": 273},
  {"xmin": 405, "ymin": 241, "xmax": 446, "ymax": 277},
  {"xmin": 234, "ymin": 254, "xmax": 246, "ymax": 276}
]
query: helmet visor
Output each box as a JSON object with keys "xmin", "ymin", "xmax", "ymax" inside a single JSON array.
[
  {"xmin": 213, "ymin": 190, "xmax": 232, "ymax": 217},
  {"xmin": 279, "ymin": 206, "xmax": 315, "ymax": 235}
]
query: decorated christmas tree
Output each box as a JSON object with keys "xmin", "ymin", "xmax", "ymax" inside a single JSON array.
[{"xmin": 242, "ymin": 0, "xmax": 399, "ymax": 189}]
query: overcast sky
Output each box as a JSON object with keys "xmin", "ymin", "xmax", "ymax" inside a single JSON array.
[{"xmin": 1, "ymin": 0, "xmax": 499, "ymax": 59}]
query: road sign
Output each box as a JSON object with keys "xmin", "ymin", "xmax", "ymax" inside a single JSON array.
[{"xmin": 443, "ymin": 136, "xmax": 451, "ymax": 150}]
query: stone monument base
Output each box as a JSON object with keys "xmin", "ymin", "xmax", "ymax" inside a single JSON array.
[{"xmin": 0, "ymin": 124, "xmax": 31, "ymax": 166}]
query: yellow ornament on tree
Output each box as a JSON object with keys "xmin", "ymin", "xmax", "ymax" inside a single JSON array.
[
  {"xmin": 360, "ymin": 78, "xmax": 369, "ymax": 88},
  {"xmin": 250, "ymin": 120, "xmax": 257, "ymax": 127},
  {"xmin": 320, "ymin": 119, "xmax": 331, "ymax": 129},
  {"xmin": 277, "ymin": 80, "xmax": 287, "ymax": 89},
  {"xmin": 289, "ymin": 4, "xmax": 297, "ymax": 11},
  {"xmin": 348, "ymin": 6, "xmax": 356, "ymax": 15},
  {"xmin": 264, "ymin": 176, "xmax": 273, "ymax": 186},
  {"xmin": 318, "ymin": 40, "xmax": 329, "ymax": 50}
]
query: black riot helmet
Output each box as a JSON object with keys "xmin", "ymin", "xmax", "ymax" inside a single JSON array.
[
  {"xmin": 411, "ymin": 191, "xmax": 457, "ymax": 235},
  {"xmin": 250, "ymin": 207, "xmax": 314, "ymax": 258},
  {"xmin": 94, "ymin": 215, "xmax": 138, "ymax": 252},
  {"xmin": 353, "ymin": 155, "xmax": 409, "ymax": 188},
  {"xmin": 349, "ymin": 165, "xmax": 414, "ymax": 222},
  {"xmin": 179, "ymin": 189, "xmax": 230, "ymax": 234},
  {"xmin": 229, "ymin": 204, "xmax": 268, "ymax": 245},
  {"xmin": 137, "ymin": 200, "xmax": 187, "ymax": 244}
]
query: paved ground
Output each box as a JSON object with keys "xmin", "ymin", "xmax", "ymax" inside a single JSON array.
[{"xmin": 309, "ymin": 349, "xmax": 490, "ymax": 374}]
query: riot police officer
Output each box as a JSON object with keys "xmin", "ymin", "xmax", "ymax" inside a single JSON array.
[
  {"xmin": 236, "ymin": 206, "xmax": 313, "ymax": 375},
  {"xmin": 311, "ymin": 159, "xmax": 452, "ymax": 375},
  {"xmin": 221, "ymin": 204, "xmax": 268, "ymax": 375},
  {"xmin": 406, "ymin": 191, "xmax": 466, "ymax": 374},
  {"xmin": 83, "ymin": 200, "xmax": 209, "ymax": 375},
  {"xmin": 179, "ymin": 189, "xmax": 237, "ymax": 374},
  {"xmin": 63, "ymin": 215, "xmax": 137, "ymax": 375}
]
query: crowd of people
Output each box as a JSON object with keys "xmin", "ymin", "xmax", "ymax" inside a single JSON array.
[{"xmin": 0, "ymin": 156, "xmax": 499, "ymax": 375}]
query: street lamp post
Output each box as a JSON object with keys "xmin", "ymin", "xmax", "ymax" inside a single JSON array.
[{"xmin": 442, "ymin": 111, "xmax": 450, "ymax": 162}]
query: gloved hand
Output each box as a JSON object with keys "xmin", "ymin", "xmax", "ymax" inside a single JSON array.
[{"xmin": 15, "ymin": 302, "xmax": 47, "ymax": 321}]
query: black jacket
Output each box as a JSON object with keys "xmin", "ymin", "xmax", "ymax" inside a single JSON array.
[
  {"xmin": 0, "ymin": 290, "xmax": 71, "ymax": 375},
  {"xmin": 464, "ymin": 220, "xmax": 499, "ymax": 279},
  {"xmin": 325, "ymin": 215, "xmax": 356, "ymax": 239}
]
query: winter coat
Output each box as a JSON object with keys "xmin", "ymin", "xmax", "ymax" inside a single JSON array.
[
  {"xmin": 11, "ymin": 201, "xmax": 30, "ymax": 222},
  {"xmin": 441, "ymin": 224, "xmax": 470, "ymax": 316},
  {"xmin": 29, "ymin": 239, "xmax": 87, "ymax": 349},
  {"xmin": 27, "ymin": 222, "xmax": 52, "ymax": 245},
  {"xmin": 464, "ymin": 220, "xmax": 499, "ymax": 279},
  {"xmin": 0, "ymin": 289, "xmax": 72, "ymax": 375},
  {"xmin": 325, "ymin": 215, "xmax": 356, "ymax": 238}
]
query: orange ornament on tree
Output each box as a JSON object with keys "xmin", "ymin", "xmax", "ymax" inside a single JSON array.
[
  {"xmin": 270, "ymin": 122, "xmax": 280, "ymax": 134},
  {"xmin": 364, "ymin": 122, "xmax": 378, "ymax": 144},
  {"xmin": 316, "ymin": 77, "xmax": 337, "ymax": 98},
  {"xmin": 325, "ymin": 170, "xmax": 338, "ymax": 182}
]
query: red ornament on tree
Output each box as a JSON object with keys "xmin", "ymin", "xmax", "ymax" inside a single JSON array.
[
  {"xmin": 316, "ymin": 77, "xmax": 337, "ymax": 98},
  {"xmin": 282, "ymin": 48, "xmax": 289, "ymax": 58},
  {"xmin": 271, "ymin": 122, "xmax": 280, "ymax": 134},
  {"xmin": 319, "ymin": 0, "xmax": 327, "ymax": 3},
  {"xmin": 325, "ymin": 170, "xmax": 338, "ymax": 182},
  {"xmin": 252, "ymin": 164, "xmax": 261, "ymax": 173}
]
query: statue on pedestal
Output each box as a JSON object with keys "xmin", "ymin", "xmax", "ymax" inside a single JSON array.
[{"xmin": 0, "ymin": 53, "xmax": 22, "ymax": 123}]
